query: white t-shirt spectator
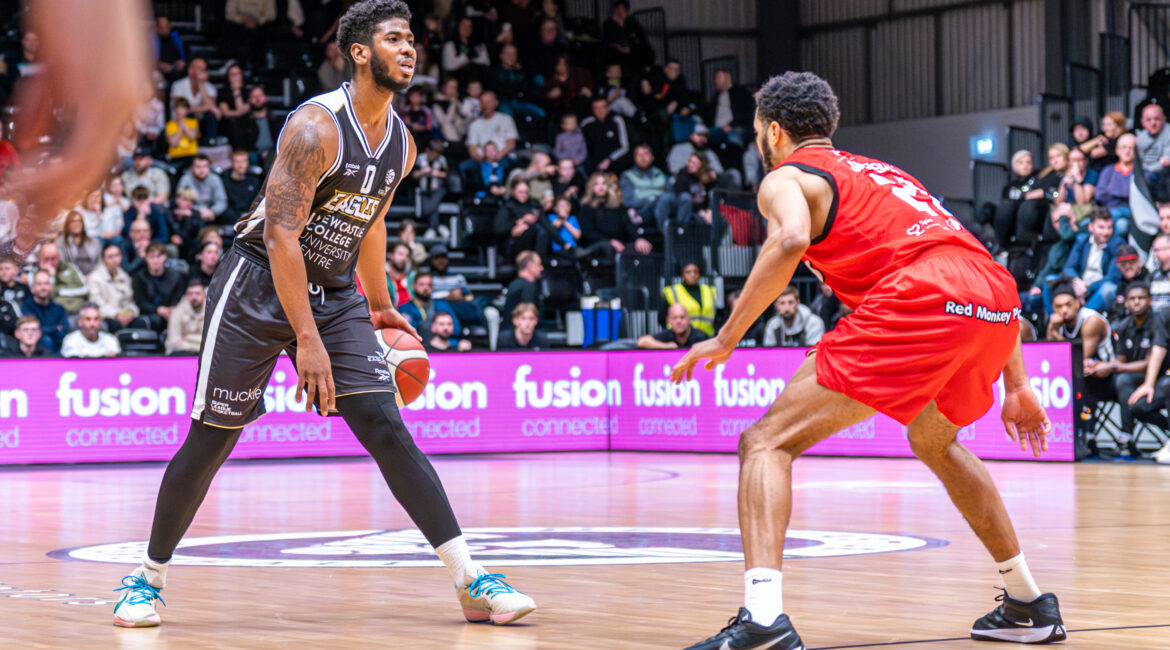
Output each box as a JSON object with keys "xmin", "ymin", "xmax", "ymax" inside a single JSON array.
[
  {"xmin": 466, "ymin": 113, "xmax": 518, "ymax": 151},
  {"xmin": 170, "ymin": 76, "xmax": 218, "ymax": 110},
  {"xmin": 60, "ymin": 330, "xmax": 120, "ymax": 358}
]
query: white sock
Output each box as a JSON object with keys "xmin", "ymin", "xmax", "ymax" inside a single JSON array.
[
  {"xmin": 140, "ymin": 555, "xmax": 169, "ymax": 589},
  {"xmin": 997, "ymin": 553, "xmax": 1042, "ymax": 602},
  {"xmin": 743, "ymin": 568, "xmax": 783, "ymax": 626},
  {"xmin": 435, "ymin": 536, "xmax": 480, "ymax": 587}
]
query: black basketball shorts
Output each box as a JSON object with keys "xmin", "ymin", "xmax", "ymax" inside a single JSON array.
[{"xmin": 190, "ymin": 249, "xmax": 394, "ymax": 428}]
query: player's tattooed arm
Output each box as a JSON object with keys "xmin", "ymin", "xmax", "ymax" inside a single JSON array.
[{"xmin": 265, "ymin": 108, "xmax": 336, "ymax": 234}]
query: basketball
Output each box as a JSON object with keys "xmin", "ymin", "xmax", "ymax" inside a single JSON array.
[{"xmin": 376, "ymin": 328, "xmax": 430, "ymax": 407}]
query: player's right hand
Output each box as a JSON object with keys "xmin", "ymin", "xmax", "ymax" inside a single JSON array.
[
  {"xmin": 671, "ymin": 337, "xmax": 734, "ymax": 383},
  {"xmin": 295, "ymin": 336, "xmax": 335, "ymax": 415},
  {"xmin": 1000, "ymin": 385, "xmax": 1050, "ymax": 457},
  {"xmin": 1128, "ymin": 384, "xmax": 1155, "ymax": 405}
]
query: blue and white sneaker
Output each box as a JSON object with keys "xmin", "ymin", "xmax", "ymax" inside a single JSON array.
[
  {"xmin": 112, "ymin": 568, "xmax": 165, "ymax": 627},
  {"xmin": 457, "ymin": 569, "xmax": 536, "ymax": 625}
]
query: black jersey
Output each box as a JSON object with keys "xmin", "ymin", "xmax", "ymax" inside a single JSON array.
[{"xmin": 234, "ymin": 82, "xmax": 409, "ymax": 288}]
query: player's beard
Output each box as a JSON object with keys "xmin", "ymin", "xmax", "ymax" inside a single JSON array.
[
  {"xmin": 759, "ymin": 138, "xmax": 780, "ymax": 170},
  {"xmin": 370, "ymin": 48, "xmax": 412, "ymax": 93}
]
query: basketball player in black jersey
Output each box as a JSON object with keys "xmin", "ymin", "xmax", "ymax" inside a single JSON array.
[{"xmin": 112, "ymin": 0, "xmax": 535, "ymax": 628}]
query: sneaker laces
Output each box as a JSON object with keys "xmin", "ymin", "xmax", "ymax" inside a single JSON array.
[
  {"xmin": 466, "ymin": 573, "xmax": 516, "ymax": 598},
  {"xmin": 115, "ymin": 575, "xmax": 166, "ymax": 607}
]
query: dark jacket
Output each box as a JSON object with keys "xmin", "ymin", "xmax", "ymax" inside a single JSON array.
[
  {"xmin": 1062, "ymin": 236, "xmax": 1125, "ymax": 284},
  {"xmin": 123, "ymin": 204, "xmax": 172, "ymax": 242},
  {"xmin": 579, "ymin": 204, "xmax": 637, "ymax": 246},
  {"xmin": 20, "ymin": 296, "xmax": 69, "ymax": 353},
  {"xmin": 222, "ymin": 172, "xmax": 261, "ymax": 223},
  {"xmin": 493, "ymin": 199, "xmax": 546, "ymax": 239},
  {"xmin": 131, "ymin": 266, "xmax": 187, "ymax": 316},
  {"xmin": 504, "ymin": 276, "xmax": 541, "ymax": 319},
  {"xmin": 580, "ymin": 113, "xmax": 631, "ymax": 171},
  {"xmin": 704, "ymin": 85, "xmax": 754, "ymax": 131}
]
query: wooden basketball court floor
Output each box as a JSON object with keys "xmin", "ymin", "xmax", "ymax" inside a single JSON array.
[{"xmin": 2, "ymin": 451, "xmax": 1169, "ymax": 649}]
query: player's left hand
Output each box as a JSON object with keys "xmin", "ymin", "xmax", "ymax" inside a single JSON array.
[
  {"xmin": 671, "ymin": 337, "xmax": 735, "ymax": 383},
  {"xmin": 371, "ymin": 307, "xmax": 421, "ymax": 341},
  {"xmin": 1000, "ymin": 385, "xmax": 1051, "ymax": 458}
]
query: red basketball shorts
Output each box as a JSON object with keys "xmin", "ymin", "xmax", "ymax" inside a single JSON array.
[{"xmin": 814, "ymin": 250, "xmax": 1021, "ymax": 426}]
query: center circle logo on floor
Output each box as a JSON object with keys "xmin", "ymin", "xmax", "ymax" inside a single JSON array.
[{"xmin": 52, "ymin": 528, "xmax": 947, "ymax": 567}]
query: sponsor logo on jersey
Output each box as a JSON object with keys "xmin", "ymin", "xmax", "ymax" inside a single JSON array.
[
  {"xmin": 319, "ymin": 190, "xmax": 382, "ymax": 222},
  {"xmin": 53, "ymin": 527, "xmax": 947, "ymax": 568},
  {"xmin": 344, "ymin": 163, "xmax": 360, "ymax": 176}
]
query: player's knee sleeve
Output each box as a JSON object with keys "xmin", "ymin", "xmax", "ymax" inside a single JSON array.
[{"xmin": 336, "ymin": 392, "xmax": 416, "ymax": 454}]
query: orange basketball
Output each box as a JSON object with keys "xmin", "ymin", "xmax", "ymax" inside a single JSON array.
[{"xmin": 376, "ymin": 328, "xmax": 430, "ymax": 407}]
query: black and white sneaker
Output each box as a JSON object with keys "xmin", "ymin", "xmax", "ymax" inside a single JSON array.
[
  {"xmin": 683, "ymin": 608, "xmax": 804, "ymax": 650},
  {"xmin": 971, "ymin": 590, "xmax": 1066, "ymax": 644}
]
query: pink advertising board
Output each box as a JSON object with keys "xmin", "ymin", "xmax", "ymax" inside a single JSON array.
[{"xmin": 0, "ymin": 344, "xmax": 1073, "ymax": 465}]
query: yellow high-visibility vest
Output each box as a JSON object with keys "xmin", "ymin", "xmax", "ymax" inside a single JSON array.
[{"xmin": 663, "ymin": 283, "xmax": 716, "ymax": 335}]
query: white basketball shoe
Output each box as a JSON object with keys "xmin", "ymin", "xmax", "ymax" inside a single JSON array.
[
  {"xmin": 112, "ymin": 566, "xmax": 165, "ymax": 627},
  {"xmin": 457, "ymin": 568, "xmax": 536, "ymax": 625}
]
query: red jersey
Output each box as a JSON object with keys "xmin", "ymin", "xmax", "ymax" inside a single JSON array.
[{"xmin": 781, "ymin": 147, "xmax": 995, "ymax": 311}]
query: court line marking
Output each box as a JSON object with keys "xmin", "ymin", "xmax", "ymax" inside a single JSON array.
[{"xmin": 814, "ymin": 623, "xmax": 1170, "ymax": 648}]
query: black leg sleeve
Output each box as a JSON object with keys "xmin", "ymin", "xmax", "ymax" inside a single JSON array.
[
  {"xmin": 336, "ymin": 392, "xmax": 462, "ymax": 548},
  {"xmin": 147, "ymin": 420, "xmax": 242, "ymax": 562}
]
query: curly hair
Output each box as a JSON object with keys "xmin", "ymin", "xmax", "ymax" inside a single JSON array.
[
  {"xmin": 754, "ymin": 71, "xmax": 840, "ymax": 140},
  {"xmin": 337, "ymin": 0, "xmax": 412, "ymax": 67}
]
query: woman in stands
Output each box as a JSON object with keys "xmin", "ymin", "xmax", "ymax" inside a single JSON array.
[
  {"xmin": 989, "ymin": 150, "xmax": 1044, "ymax": 254},
  {"xmin": 56, "ymin": 211, "xmax": 101, "ymax": 275},
  {"xmin": 1083, "ymin": 110, "xmax": 1128, "ymax": 173},
  {"xmin": 670, "ymin": 153, "xmax": 718, "ymax": 226}
]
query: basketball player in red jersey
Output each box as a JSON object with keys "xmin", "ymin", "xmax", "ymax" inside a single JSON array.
[{"xmin": 673, "ymin": 72, "xmax": 1064, "ymax": 649}]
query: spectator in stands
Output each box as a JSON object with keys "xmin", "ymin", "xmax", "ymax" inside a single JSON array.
[
  {"xmin": 540, "ymin": 54, "xmax": 595, "ymax": 115},
  {"xmin": 1137, "ymin": 103, "xmax": 1170, "ymax": 186},
  {"xmin": 432, "ymin": 77, "xmax": 468, "ymax": 143},
  {"xmin": 123, "ymin": 186, "xmax": 171, "ymax": 243},
  {"xmin": 218, "ymin": 64, "xmax": 252, "ymax": 147},
  {"xmin": 763, "ymin": 286, "xmax": 825, "ymax": 347},
  {"xmin": 135, "ymin": 77, "xmax": 168, "ymax": 146},
  {"xmin": 105, "ymin": 174, "xmax": 131, "ymax": 212},
  {"xmin": 1048, "ymin": 281, "xmax": 1114, "ymax": 434},
  {"xmin": 581, "ymin": 96, "xmax": 631, "ymax": 173},
  {"xmin": 1063, "ymin": 208, "xmax": 1124, "ymax": 312},
  {"xmin": 508, "ymin": 150, "xmax": 556, "ymax": 210},
  {"xmin": 467, "ymin": 141, "xmax": 511, "ymax": 198},
  {"xmin": 442, "ymin": 16, "xmax": 490, "ymax": 86},
  {"xmin": 190, "ymin": 240, "xmax": 220, "ymax": 288},
  {"xmin": 166, "ymin": 97, "xmax": 201, "ymax": 165},
  {"xmin": 1069, "ymin": 116, "xmax": 1094, "ymax": 156},
  {"xmin": 400, "ymin": 271, "xmax": 458, "ymax": 333},
  {"xmin": 4, "ymin": 314, "xmax": 50, "ymax": 358},
  {"xmin": 640, "ymin": 58, "xmax": 692, "ymax": 129},
  {"xmin": 37, "ymin": 242, "xmax": 87, "ymax": 315},
  {"xmin": 168, "ymin": 187, "xmax": 204, "ymax": 258},
  {"xmin": 579, "ymin": 172, "xmax": 652, "ymax": 260},
  {"xmin": 56, "ymin": 211, "xmax": 101, "ymax": 275},
  {"xmin": 546, "ymin": 195, "xmax": 581, "ymax": 254},
  {"xmin": 170, "ymin": 58, "xmax": 219, "ymax": 140},
  {"xmin": 131, "ymin": 242, "xmax": 186, "ymax": 331},
  {"xmin": 424, "ymin": 310, "xmax": 471, "ymax": 353},
  {"xmin": 599, "ymin": 63, "xmax": 639, "ymax": 118},
  {"xmin": 154, "ymin": 14, "xmax": 187, "ymax": 82},
  {"xmin": 669, "ymin": 153, "xmax": 717, "ymax": 226},
  {"xmin": 120, "ymin": 218, "xmax": 154, "ymax": 274},
  {"xmin": 1108, "ymin": 245, "xmax": 1150, "ymax": 323},
  {"xmin": 667, "ymin": 124, "xmax": 738, "ymax": 187},
  {"xmin": 555, "ymin": 113, "xmax": 587, "ymax": 167},
  {"xmin": 404, "ymin": 86, "xmax": 436, "ymax": 148},
  {"xmin": 399, "ymin": 219, "xmax": 427, "ymax": 268},
  {"xmin": 318, "ymin": 40, "xmax": 347, "ymax": 92},
  {"xmin": 0, "ymin": 197, "xmax": 16, "ymax": 243},
  {"xmin": 178, "ymin": 153, "xmax": 229, "ymax": 224},
  {"xmin": 552, "ymin": 157, "xmax": 586, "ymax": 202},
  {"xmin": 0, "ymin": 256, "xmax": 29, "ymax": 308},
  {"xmin": 1081, "ymin": 111, "xmax": 1126, "ymax": 173},
  {"xmin": 223, "ymin": 0, "xmax": 276, "ymax": 69},
  {"xmin": 243, "ymin": 86, "xmax": 280, "ymax": 163},
  {"xmin": 386, "ymin": 242, "xmax": 412, "ymax": 307},
  {"xmin": 222, "ymin": 149, "xmax": 261, "ymax": 222},
  {"xmin": 0, "ymin": 291, "xmax": 13, "ymax": 340},
  {"xmin": 413, "ymin": 140, "xmax": 450, "ymax": 235},
  {"xmin": 988, "ymin": 150, "xmax": 1042, "ymax": 254},
  {"xmin": 0, "ymin": 120, "xmax": 20, "ymax": 184},
  {"xmin": 21, "ymin": 269, "xmax": 68, "ymax": 352},
  {"xmin": 637, "ymin": 303, "xmax": 709, "ymax": 350},
  {"xmin": 1128, "ymin": 283, "xmax": 1170, "ymax": 432},
  {"xmin": 99, "ymin": 180, "xmax": 129, "ymax": 241},
  {"xmin": 1056, "ymin": 147, "xmax": 1098, "ymax": 218},
  {"xmin": 462, "ymin": 80, "xmax": 484, "ymax": 121},
  {"xmin": 87, "ymin": 243, "xmax": 140, "ymax": 332},
  {"xmin": 491, "ymin": 43, "xmax": 542, "ymax": 121},
  {"xmin": 705, "ymin": 69, "xmax": 754, "ymax": 148},
  {"xmin": 499, "ymin": 301, "xmax": 546, "ymax": 350},
  {"xmin": 60, "ymin": 302, "xmax": 120, "ymax": 358},
  {"xmin": 721, "ymin": 288, "xmax": 767, "ymax": 346},
  {"xmin": 123, "ymin": 147, "xmax": 171, "ymax": 205},
  {"xmin": 71, "ymin": 189, "xmax": 108, "ymax": 241},
  {"xmin": 495, "ymin": 179, "xmax": 550, "ymax": 259},
  {"xmin": 1097, "ymin": 131, "xmax": 1135, "ymax": 225},
  {"xmin": 465, "ymin": 91, "xmax": 518, "ymax": 166},
  {"xmin": 602, "ymin": 0, "xmax": 652, "ymax": 72},
  {"xmin": 1094, "ymin": 282, "xmax": 1168, "ymax": 447},
  {"xmin": 504, "ymin": 251, "xmax": 543, "ymax": 319},
  {"xmin": 663, "ymin": 262, "xmax": 716, "ymax": 336},
  {"xmin": 621, "ymin": 144, "xmax": 671, "ymax": 232},
  {"xmin": 523, "ymin": 17, "xmax": 568, "ymax": 80},
  {"xmin": 165, "ymin": 278, "xmax": 207, "ymax": 355},
  {"xmin": 0, "ymin": 215, "xmax": 42, "ymax": 269},
  {"xmin": 1147, "ymin": 233, "xmax": 1170, "ymax": 311}
]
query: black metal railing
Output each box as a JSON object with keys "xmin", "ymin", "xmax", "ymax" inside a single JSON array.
[
  {"xmin": 1129, "ymin": 2, "xmax": 1170, "ymax": 90},
  {"xmin": 1100, "ymin": 32, "xmax": 1131, "ymax": 117},
  {"xmin": 1065, "ymin": 62, "xmax": 1101, "ymax": 128},
  {"xmin": 1007, "ymin": 126, "xmax": 1043, "ymax": 167}
]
